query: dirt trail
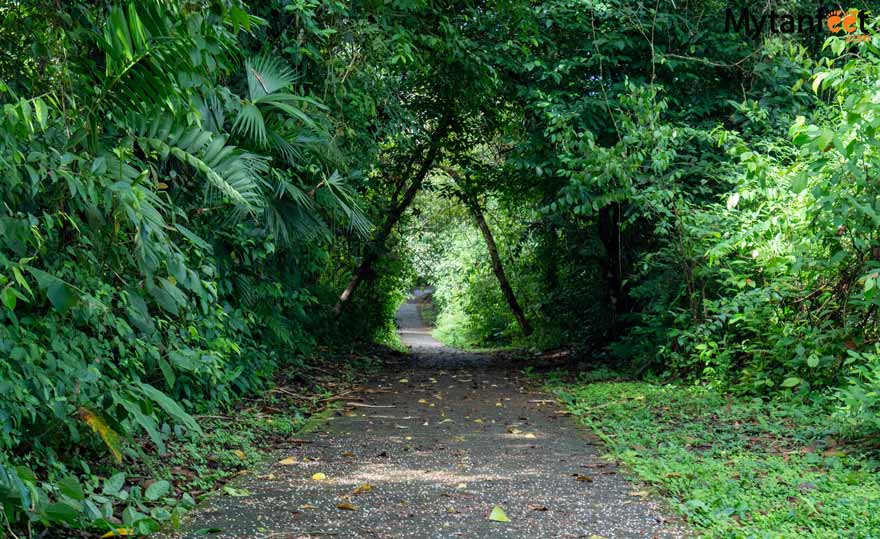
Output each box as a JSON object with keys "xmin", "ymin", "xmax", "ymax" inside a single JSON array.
[{"xmin": 172, "ymin": 295, "xmax": 687, "ymax": 538}]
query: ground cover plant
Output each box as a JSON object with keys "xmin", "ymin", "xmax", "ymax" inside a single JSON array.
[{"xmin": 549, "ymin": 376, "xmax": 880, "ymax": 539}]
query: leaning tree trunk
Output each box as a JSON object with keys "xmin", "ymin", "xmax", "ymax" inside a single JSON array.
[
  {"xmin": 333, "ymin": 124, "xmax": 447, "ymax": 315},
  {"xmin": 465, "ymin": 194, "xmax": 533, "ymax": 336}
]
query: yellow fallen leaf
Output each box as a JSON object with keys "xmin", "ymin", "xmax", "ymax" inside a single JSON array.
[
  {"xmin": 311, "ymin": 472, "xmax": 327, "ymax": 481},
  {"xmin": 629, "ymin": 490, "xmax": 650, "ymax": 497},
  {"xmin": 336, "ymin": 502, "xmax": 357, "ymax": 510},
  {"xmin": 473, "ymin": 419, "xmax": 483, "ymax": 424},
  {"xmin": 351, "ymin": 483, "xmax": 372, "ymax": 495},
  {"xmin": 488, "ymin": 505, "xmax": 510, "ymax": 522},
  {"xmin": 278, "ymin": 457, "xmax": 297, "ymax": 465},
  {"xmin": 300, "ymin": 504, "xmax": 317, "ymax": 510},
  {"xmin": 398, "ymin": 378, "xmax": 409, "ymax": 383},
  {"xmin": 507, "ymin": 427, "xmax": 522, "ymax": 434},
  {"xmin": 233, "ymin": 450, "xmax": 247, "ymax": 460},
  {"xmin": 523, "ymin": 433, "xmax": 536, "ymax": 439},
  {"xmin": 418, "ymin": 399, "xmax": 428, "ymax": 404},
  {"xmin": 101, "ymin": 529, "xmax": 134, "ymax": 538},
  {"xmin": 495, "ymin": 402, "xmax": 503, "ymax": 407}
]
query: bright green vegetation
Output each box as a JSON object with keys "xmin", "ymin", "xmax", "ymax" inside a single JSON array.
[
  {"xmin": 551, "ymin": 377, "xmax": 880, "ymax": 539},
  {"xmin": 4, "ymin": 0, "xmax": 880, "ymax": 537}
]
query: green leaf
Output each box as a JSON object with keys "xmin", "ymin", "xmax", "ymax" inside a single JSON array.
[
  {"xmin": 45, "ymin": 501, "xmax": 81, "ymax": 524},
  {"xmin": 144, "ymin": 480, "xmax": 170, "ymax": 501},
  {"xmin": 488, "ymin": 505, "xmax": 510, "ymax": 522},
  {"xmin": 790, "ymin": 172, "xmax": 808, "ymax": 194},
  {"xmin": 57, "ymin": 475, "xmax": 85, "ymax": 501},
  {"xmin": 25, "ymin": 267, "xmax": 79, "ymax": 312},
  {"xmin": 174, "ymin": 224, "xmax": 212, "ymax": 252},
  {"xmin": 807, "ymin": 356, "xmax": 819, "ymax": 368},
  {"xmin": 781, "ymin": 377, "xmax": 802, "ymax": 388},
  {"xmin": 47, "ymin": 281, "xmax": 78, "ymax": 312},
  {"xmin": 103, "ymin": 472, "xmax": 126, "ymax": 496},
  {"xmin": 137, "ymin": 383, "xmax": 203, "ymax": 434},
  {"xmin": 1, "ymin": 287, "xmax": 17, "ymax": 310}
]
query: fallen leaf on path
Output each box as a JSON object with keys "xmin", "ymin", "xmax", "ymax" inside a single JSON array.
[
  {"xmin": 299, "ymin": 504, "xmax": 317, "ymax": 510},
  {"xmin": 629, "ymin": 490, "xmax": 650, "ymax": 497},
  {"xmin": 488, "ymin": 506, "xmax": 510, "ymax": 522},
  {"xmin": 101, "ymin": 528, "xmax": 134, "ymax": 538},
  {"xmin": 507, "ymin": 427, "xmax": 522, "ymax": 434},
  {"xmin": 418, "ymin": 399, "xmax": 428, "ymax": 404},
  {"xmin": 336, "ymin": 502, "xmax": 357, "ymax": 511},
  {"xmin": 523, "ymin": 433, "xmax": 536, "ymax": 439},
  {"xmin": 223, "ymin": 486, "xmax": 250, "ymax": 497},
  {"xmin": 311, "ymin": 472, "xmax": 327, "ymax": 481},
  {"xmin": 351, "ymin": 483, "xmax": 372, "ymax": 495},
  {"xmin": 575, "ymin": 475, "xmax": 593, "ymax": 482},
  {"xmin": 473, "ymin": 419, "xmax": 483, "ymax": 424},
  {"xmin": 278, "ymin": 457, "xmax": 297, "ymax": 465},
  {"xmin": 398, "ymin": 378, "xmax": 409, "ymax": 383},
  {"xmin": 528, "ymin": 504, "xmax": 548, "ymax": 511}
]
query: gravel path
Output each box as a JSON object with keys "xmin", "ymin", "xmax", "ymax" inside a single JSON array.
[{"xmin": 171, "ymin": 297, "xmax": 688, "ymax": 539}]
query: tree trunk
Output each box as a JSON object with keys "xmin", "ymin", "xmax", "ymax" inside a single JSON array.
[
  {"xmin": 465, "ymin": 194, "xmax": 533, "ymax": 336},
  {"xmin": 333, "ymin": 124, "xmax": 447, "ymax": 314}
]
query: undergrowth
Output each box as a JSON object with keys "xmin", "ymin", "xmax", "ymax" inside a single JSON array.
[{"xmin": 550, "ymin": 376, "xmax": 880, "ymax": 539}]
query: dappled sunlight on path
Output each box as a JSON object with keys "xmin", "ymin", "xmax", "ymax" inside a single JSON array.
[{"xmin": 169, "ymin": 293, "xmax": 688, "ymax": 539}]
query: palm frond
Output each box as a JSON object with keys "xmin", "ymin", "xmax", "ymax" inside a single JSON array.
[
  {"xmin": 321, "ymin": 170, "xmax": 371, "ymax": 237},
  {"xmin": 232, "ymin": 103, "xmax": 268, "ymax": 147},
  {"xmin": 268, "ymin": 130, "xmax": 304, "ymax": 165},
  {"xmin": 246, "ymin": 56, "xmax": 296, "ymax": 100},
  {"xmin": 256, "ymin": 93, "xmax": 320, "ymax": 130},
  {"xmin": 132, "ymin": 116, "xmax": 267, "ymax": 213}
]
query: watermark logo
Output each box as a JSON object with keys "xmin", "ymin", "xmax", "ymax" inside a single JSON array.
[
  {"xmin": 826, "ymin": 9, "xmax": 869, "ymax": 42},
  {"xmin": 725, "ymin": 6, "xmax": 870, "ymax": 42}
]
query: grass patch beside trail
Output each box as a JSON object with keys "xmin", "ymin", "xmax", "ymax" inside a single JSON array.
[{"xmin": 548, "ymin": 377, "xmax": 880, "ymax": 539}]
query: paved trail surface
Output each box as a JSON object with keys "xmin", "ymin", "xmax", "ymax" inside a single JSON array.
[{"xmin": 173, "ymin": 296, "xmax": 687, "ymax": 539}]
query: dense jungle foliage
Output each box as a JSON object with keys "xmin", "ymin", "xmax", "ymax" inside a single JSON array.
[{"xmin": 2, "ymin": 0, "xmax": 880, "ymax": 536}]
